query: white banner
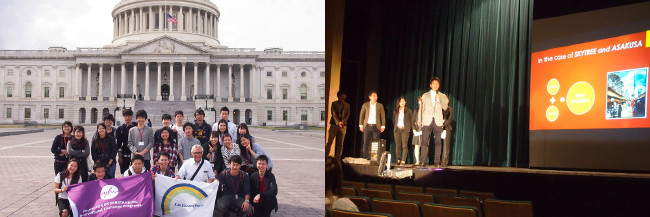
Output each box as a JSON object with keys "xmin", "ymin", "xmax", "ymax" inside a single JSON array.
[{"xmin": 154, "ymin": 175, "xmax": 219, "ymax": 217}]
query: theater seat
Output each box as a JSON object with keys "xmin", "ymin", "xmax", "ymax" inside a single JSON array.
[
  {"xmin": 327, "ymin": 206, "xmax": 332, "ymax": 217},
  {"xmin": 421, "ymin": 203, "xmax": 478, "ymax": 217},
  {"xmin": 343, "ymin": 181, "xmax": 366, "ymax": 189},
  {"xmin": 395, "ymin": 191, "xmax": 435, "ymax": 204},
  {"xmin": 366, "ymin": 183, "xmax": 392, "ymax": 191},
  {"xmin": 371, "ymin": 198, "xmax": 422, "ymax": 217},
  {"xmin": 483, "ymin": 199, "xmax": 534, "ymax": 217},
  {"xmin": 426, "ymin": 187, "xmax": 458, "ymax": 195},
  {"xmin": 342, "ymin": 186, "xmax": 358, "ymax": 196},
  {"xmin": 394, "ymin": 185, "xmax": 424, "ymax": 193},
  {"xmin": 332, "ymin": 209, "xmax": 394, "ymax": 217},
  {"xmin": 459, "ymin": 190, "xmax": 495, "ymax": 200},
  {"xmin": 437, "ymin": 195, "xmax": 483, "ymax": 217},
  {"xmin": 358, "ymin": 188, "xmax": 394, "ymax": 200},
  {"xmin": 348, "ymin": 196, "xmax": 373, "ymax": 212}
]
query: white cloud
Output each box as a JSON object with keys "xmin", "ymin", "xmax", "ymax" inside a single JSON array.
[{"xmin": 0, "ymin": 0, "xmax": 323, "ymax": 51}]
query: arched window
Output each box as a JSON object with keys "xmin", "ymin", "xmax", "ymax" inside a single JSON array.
[
  {"xmin": 300, "ymin": 84, "xmax": 308, "ymax": 100},
  {"xmin": 25, "ymin": 82, "xmax": 32, "ymax": 98}
]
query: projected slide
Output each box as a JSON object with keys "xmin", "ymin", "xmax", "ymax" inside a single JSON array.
[{"xmin": 530, "ymin": 31, "xmax": 649, "ymax": 130}]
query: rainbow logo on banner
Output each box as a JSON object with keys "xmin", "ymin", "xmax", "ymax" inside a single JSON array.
[{"xmin": 161, "ymin": 183, "xmax": 208, "ymax": 215}]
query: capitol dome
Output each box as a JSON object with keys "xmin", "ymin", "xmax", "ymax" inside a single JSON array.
[{"xmin": 111, "ymin": 0, "xmax": 223, "ymax": 48}]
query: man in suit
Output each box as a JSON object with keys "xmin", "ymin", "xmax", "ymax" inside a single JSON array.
[
  {"xmin": 417, "ymin": 77, "xmax": 449, "ymax": 167},
  {"xmin": 326, "ymin": 91, "xmax": 351, "ymax": 158},
  {"xmin": 358, "ymin": 91, "xmax": 386, "ymax": 159},
  {"xmin": 441, "ymin": 106, "xmax": 453, "ymax": 167}
]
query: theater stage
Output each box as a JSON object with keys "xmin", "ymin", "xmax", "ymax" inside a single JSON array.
[{"xmin": 342, "ymin": 163, "xmax": 650, "ymax": 217}]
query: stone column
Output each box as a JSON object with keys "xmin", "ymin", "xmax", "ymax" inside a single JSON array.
[
  {"xmin": 121, "ymin": 63, "xmax": 126, "ymax": 96},
  {"xmin": 250, "ymin": 65, "xmax": 255, "ymax": 101},
  {"xmin": 205, "ymin": 63, "xmax": 210, "ymax": 96},
  {"xmin": 98, "ymin": 63, "xmax": 103, "ymax": 101},
  {"xmin": 131, "ymin": 9, "xmax": 135, "ymax": 33},
  {"xmin": 193, "ymin": 62, "xmax": 198, "ymax": 99},
  {"xmin": 144, "ymin": 62, "xmax": 150, "ymax": 101},
  {"xmin": 228, "ymin": 64, "xmax": 233, "ymax": 101},
  {"xmin": 240, "ymin": 64, "xmax": 244, "ymax": 102},
  {"xmin": 132, "ymin": 63, "xmax": 137, "ymax": 97},
  {"xmin": 110, "ymin": 64, "xmax": 115, "ymax": 101},
  {"xmin": 169, "ymin": 62, "xmax": 175, "ymax": 101},
  {"xmin": 216, "ymin": 64, "xmax": 221, "ymax": 100},
  {"xmin": 75, "ymin": 64, "xmax": 80, "ymax": 98},
  {"xmin": 215, "ymin": 16, "xmax": 219, "ymax": 40},
  {"xmin": 179, "ymin": 7, "xmax": 184, "ymax": 32},
  {"xmin": 156, "ymin": 62, "xmax": 162, "ymax": 101},
  {"xmin": 86, "ymin": 64, "xmax": 91, "ymax": 101},
  {"xmin": 181, "ymin": 62, "xmax": 186, "ymax": 101},
  {"xmin": 189, "ymin": 8, "xmax": 193, "ymax": 33},
  {"xmin": 159, "ymin": 6, "xmax": 163, "ymax": 31},
  {"xmin": 149, "ymin": 7, "xmax": 153, "ymax": 32},
  {"xmin": 139, "ymin": 8, "xmax": 143, "ymax": 32},
  {"xmin": 123, "ymin": 12, "xmax": 127, "ymax": 35}
]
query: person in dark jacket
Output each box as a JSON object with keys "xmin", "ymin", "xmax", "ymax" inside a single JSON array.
[
  {"xmin": 193, "ymin": 108, "xmax": 212, "ymax": 145},
  {"xmin": 91, "ymin": 123, "xmax": 117, "ymax": 178},
  {"xmin": 117, "ymin": 109, "xmax": 137, "ymax": 175},
  {"xmin": 88, "ymin": 163, "xmax": 111, "ymax": 181},
  {"xmin": 393, "ymin": 97, "xmax": 414, "ymax": 165},
  {"xmin": 67, "ymin": 126, "xmax": 90, "ymax": 182},
  {"xmin": 51, "ymin": 121, "xmax": 73, "ymax": 175},
  {"xmin": 250, "ymin": 155, "xmax": 278, "ymax": 217},
  {"xmin": 441, "ymin": 106, "xmax": 454, "ymax": 167},
  {"xmin": 203, "ymin": 131, "xmax": 226, "ymax": 176}
]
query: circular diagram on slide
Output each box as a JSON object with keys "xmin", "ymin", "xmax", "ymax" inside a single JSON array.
[
  {"xmin": 566, "ymin": 81, "xmax": 595, "ymax": 115},
  {"xmin": 547, "ymin": 78, "xmax": 560, "ymax": 95},
  {"xmin": 546, "ymin": 105, "xmax": 559, "ymax": 122}
]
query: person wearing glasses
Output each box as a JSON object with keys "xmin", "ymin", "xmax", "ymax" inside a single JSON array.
[{"xmin": 176, "ymin": 145, "xmax": 216, "ymax": 183}]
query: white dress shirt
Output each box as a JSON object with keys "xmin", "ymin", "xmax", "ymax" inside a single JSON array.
[
  {"xmin": 368, "ymin": 102, "xmax": 377, "ymax": 125},
  {"xmin": 397, "ymin": 109, "xmax": 405, "ymax": 128},
  {"xmin": 177, "ymin": 159, "xmax": 215, "ymax": 182}
]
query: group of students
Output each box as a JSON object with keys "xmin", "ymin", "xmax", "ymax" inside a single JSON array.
[
  {"xmin": 51, "ymin": 107, "xmax": 277, "ymax": 217},
  {"xmin": 327, "ymin": 77, "xmax": 454, "ymax": 167}
]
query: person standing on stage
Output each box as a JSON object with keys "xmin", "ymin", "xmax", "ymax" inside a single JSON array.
[
  {"xmin": 441, "ymin": 106, "xmax": 454, "ymax": 167},
  {"xmin": 358, "ymin": 91, "xmax": 386, "ymax": 159},
  {"xmin": 393, "ymin": 97, "xmax": 414, "ymax": 165},
  {"xmin": 117, "ymin": 109, "xmax": 137, "ymax": 175},
  {"xmin": 417, "ymin": 77, "xmax": 449, "ymax": 167},
  {"xmin": 326, "ymin": 91, "xmax": 350, "ymax": 158}
]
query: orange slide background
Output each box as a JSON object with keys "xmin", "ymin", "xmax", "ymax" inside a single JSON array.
[{"xmin": 530, "ymin": 31, "xmax": 650, "ymax": 130}]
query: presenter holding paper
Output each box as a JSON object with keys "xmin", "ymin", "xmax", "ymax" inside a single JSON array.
[{"xmin": 417, "ymin": 77, "xmax": 449, "ymax": 167}]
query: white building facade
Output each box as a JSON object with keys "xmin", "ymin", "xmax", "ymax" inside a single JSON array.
[{"xmin": 0, "ymin": 0, "xmax": 325, "ymax": 127}]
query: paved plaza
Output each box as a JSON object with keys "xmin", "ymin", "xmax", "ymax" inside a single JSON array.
[{"xmin": 0, "ymin": 127, "xmax": 324, "ymax": 217}]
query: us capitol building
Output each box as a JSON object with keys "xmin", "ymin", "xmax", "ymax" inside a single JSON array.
[{"xmin": 0, "ymin": 0, "xmax": 325, "ymax": 127}]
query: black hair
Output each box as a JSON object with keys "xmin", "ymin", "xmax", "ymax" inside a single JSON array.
[
  {"xmin": 368, "ymin": 90, "xmax": 378, "ymax": 97},
  {"xmin": 132, "ymin": 154, "xmax": 145, "ymax": 163},
  {"xmin": 93, "ymin": 162, "xmax": 106, "ymax": 170},
  {"xmin": 223, "ymin": 134, "xmax": 232, "ymax": 140},
  {"xmin": 158, "ymin": 151, "xmax": 170, "ymax": 160},
  {"xmin": 61, "ymin": 121, "xmax": 73, "ymax": 135},
  {"xmin": 220, "ymin": 106, "xmax": 230, "ymax": 114},
  {"xmin": 103, "ymin": 114, "xmax": 115, "ymax": 123},
  {"xmin": 122, "ymin": 108, "xmax": 133, "ymax": 116},
  {"xmin": 256, "ymin": 155, "xmax": 269, "ymax": 163},
  {"xmin": 229, "ymin": 155, "xmax": 243, "ymax": 165},
  {"xmin": 430, "ymin": 76, "xmax": 441, "ymax": 84},
  {"xmin": 71, "ymin": 126, "xmax": 87, "ymax": 149},
  {"xmin": 236, "ymin": 123, "xmax": 250, "ymax": 142},
  {"xmin": 159, "ymin": 126, "xmax": 173, "ymax": 141},
  {"xmin": 216, "ymin": 119, "xmax": 228, "ymax": 134},
  {"xmin": 161, "ymin": 113, "xmax": 172, "ymax": 121},
  {"xmin": 61, "ymin": 158, "xmax": 81, "ymax": 185},
  {"xmin": 337, "ymin": 91, "xmax": 345, "ymax": 97},
  {"xmin": 183, "ymin": 122, "xmax": 194, "ymax": 131},
  {"xmin": 195, "ymin": 108, "xmax": 205, "ymax": 117},
  {"xmin": 325, "ymin": 156, "xmax": 343, "ymax": 198},
  {"xmin": 210, "ymin": 131, "xmax": 220, "ymax": 138},
  {"xmin": 135, "ymin": 110, "xmax": 148, "ymax": 119},
  {"xmin": 394, "ymin": 96, "xmax": 407, "ymax": 113},
  {"xmin": 174, "ymin": 110, "xmax": 184, "ymax": 117}
]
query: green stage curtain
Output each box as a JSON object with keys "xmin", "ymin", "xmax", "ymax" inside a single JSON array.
[{"xmin": 379, "ymin": 0, "xmax": 532, "ymax": 167}]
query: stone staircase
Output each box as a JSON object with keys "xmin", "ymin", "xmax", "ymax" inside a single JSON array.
[{"xmin": 134, "ymin": 101, "xmax": 197, "ymax": 127}]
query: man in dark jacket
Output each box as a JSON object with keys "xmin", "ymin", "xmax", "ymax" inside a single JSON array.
[
  {"xmin": 117, "ymin": 109, "xmax": 137, "ymax": 174},
  {"xmin": 326, "ymin": 91, "xmax": 350, "ymax": 158},
  {"xmin": 250, "ymin": 155, "xmax": 278, "ymax": 217},
  {"xmin": 441, "ymin": 106, "xmax": 454, "ymax": 167},
  {"xmin": 193, "ymin": 109, "xmax": 212, "ymax": 145}
]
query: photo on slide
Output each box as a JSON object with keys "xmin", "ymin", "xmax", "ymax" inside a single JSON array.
[{"xmin": 606, "ymin": 67, "xmax": 647, "ymax": 119}]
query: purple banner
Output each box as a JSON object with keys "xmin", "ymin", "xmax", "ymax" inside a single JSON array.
[{"xmin": 67, "ymin": 173, "xmax": 154, "ymax": 217}]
